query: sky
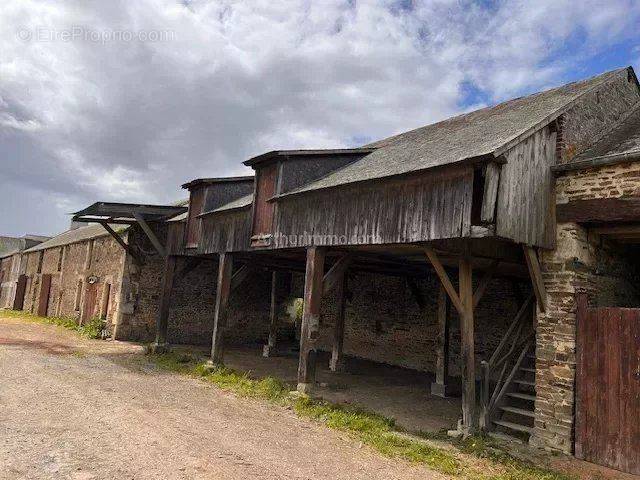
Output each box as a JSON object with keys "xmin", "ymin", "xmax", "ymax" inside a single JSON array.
[{"xmin": 1, "ymin": 0, "xmax": 639, "ymax": 237}]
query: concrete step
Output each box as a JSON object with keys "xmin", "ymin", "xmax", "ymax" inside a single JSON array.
[
  {"xmin": 499, "ymin": 406, "xmax": 535, "ymax": 418},
  {"xmin": 506, "ymin": 392, "xmax": 536, "ymax": 402},
  {"xmin": 493, "ymin": 419, "xmax": 533, "ymax": 434}
]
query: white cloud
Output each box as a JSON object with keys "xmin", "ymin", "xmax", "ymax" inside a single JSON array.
[{"xmin": 0, "ymin": 0, "xmax": 639, "ymax": 235}]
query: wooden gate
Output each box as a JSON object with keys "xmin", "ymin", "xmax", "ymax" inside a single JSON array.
[
  {"xmin": 575, "ymin": 294, "xmax": 640, "ymax": 475},
  {"xmin": 13, "ymin": 275, "xmax": 27, "ymax": 310},
  {"xmin": 81, "ymin": 282, "xmax": 98, "ymax": 325},
  {"xmin": 37, "ymin": 274, "xmax": 52, "ymax": 317}
]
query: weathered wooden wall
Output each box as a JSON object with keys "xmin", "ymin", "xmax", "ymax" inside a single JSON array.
[
  {"xmin": 185, "ymin": 187, "xmax": 205, "ymax": 248},
  {"xmin": 495, "ymin": 125, "xmax": 557, "ymax": 248},
  {"xmin": 200, "ymin": 208, "xmax": 252, "ymax": 254},
  {"xmin": 271, "ymin": 166, "xmax": 474, "ymax": 248}
]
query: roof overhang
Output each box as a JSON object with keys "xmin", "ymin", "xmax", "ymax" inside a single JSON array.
[
  {"xmin": 181, "ymin": 175, "xmax": 254, "ymax": 190},
  {"xmin": 72, "ymin": 202, "xmax": 187, "ymax": 225},
  {"xmin": 242, "ymin": 148, "xmax": 377, "ymax": 167},
  {"xmin": 551, "ymin": 149, "xmax": 640, "ymax": 175}
]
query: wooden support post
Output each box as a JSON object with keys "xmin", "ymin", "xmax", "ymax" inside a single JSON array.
[
  {"xmin": 297, "ymin": 246, "xmax": 325, "ymax": 393},
  {"xmin": 523, "ymin": 246, "xmax": 547, "ymax": 312},
  {"xmin": 263, "ymin": 271, "xmax": 279, "ymax": 357},
  {"xmin": 431, "ymin": 285, "xmax": 451, "ymax": 397},
  {"xmin": 210, "ymin": 253, "xmax": 233, "ymax": 364},
  {"xmin": 329, "ymin": 274, "xmax": 347, "ymax": 372},
  {"xmin": 152, "ymin": 255, "xmax": 177, "ymax": 352},
  {"xmin": 458, "ymin": 256, "xmax": 477, "ymax": 436}
]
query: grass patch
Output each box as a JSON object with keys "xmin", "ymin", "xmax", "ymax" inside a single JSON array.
[
  {"xmin": 146, "ymin": 352, "xmax": 574, "ymax": 480},
  {"xmin": 1, "ymin": 309, "xmax": 105, "ymax": 339}
]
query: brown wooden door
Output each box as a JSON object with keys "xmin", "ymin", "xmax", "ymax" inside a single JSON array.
[
  {"xmin": 37, "ymin": 274, "xmax": 52, "ymax": 317},
  {"xmin": 81, "ymin": 282, "xmax": 98, "ymax": 325},
  {"xmin": 575, "ymin": 295, "xmax": 640, "ymax": 475},
  {"xmin": 13, "ymin": 275, "xmax": 27, "ymax": 310},
  {"xmin": 251, "ymin": 164, "xmax": 277, "ymax": 244}
]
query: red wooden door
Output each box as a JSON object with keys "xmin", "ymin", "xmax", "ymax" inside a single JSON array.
[
  {"xmin": 13, "ymin": 275, "xmax": 27, "ymax": 310},
  {"xmin": 251, "ymin": 164, "xmax": 277, "ymax": 245},
  {"xmin": 576, "ymin": 295, "xmax": 640, "ymax": 475},
  {"xmin": 81, "ymin": 282, "xmax": 98, "ymax": 325},
  {"xmin": 37, "ymin": 274, "xmax": 52, "ymax": 317}
]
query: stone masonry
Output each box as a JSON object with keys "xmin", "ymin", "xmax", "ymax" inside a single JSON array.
[{"xmin": 531, "ymin": 160, "xmax": 640, "ymax": 453}]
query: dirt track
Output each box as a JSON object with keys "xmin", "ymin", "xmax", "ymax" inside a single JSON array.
[{"xmin": 0, "ymin": 316, "xmax": 442, "ymax": 480}]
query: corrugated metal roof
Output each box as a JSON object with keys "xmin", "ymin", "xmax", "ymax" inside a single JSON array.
[
  {"xmin": 23, "ymin": 224, "xmax": 124, "ymax": 253},
  {"xmin": 283, "ymin": 67, "xmax": 634, "ymax": 196}
]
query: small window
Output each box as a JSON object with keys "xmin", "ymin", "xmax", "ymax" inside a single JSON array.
[
  {"xmin": 57, "ymin": 247, "xmax": 64, "ymax": 272},
  {"xmin": 74, "ymin": 280, "xmax": 83, "ymax": 311}
]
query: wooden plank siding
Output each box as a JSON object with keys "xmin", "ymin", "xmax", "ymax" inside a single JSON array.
[
  {"xmin": 270, "ymin": 166, "xmax": 474, "ymax": 248},
  {"xmin": 185, "ymin": 187, "xmax": 205, "ymax": 248},
  {"xmin": 495, "ymin": 125, "xmax": 557, "ymax": 248},
  {"xmin": 251, "ymin": 164, "xmax": 277, "ymax": 243},
  {"xmin": 200, "ymin": 209, "xmax": 253, "ymax": 254}
]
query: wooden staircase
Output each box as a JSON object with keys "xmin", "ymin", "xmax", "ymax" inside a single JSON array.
[
  {"xmin": 491, "ymin": 346, "xmax": 536, "ymax": 442},
  {"xmin": 481, "ymin": 294, "xmax": 537, "ymax": 444}
]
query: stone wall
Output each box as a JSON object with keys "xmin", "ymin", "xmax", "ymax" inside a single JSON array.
[
  {"xmin": 288, "ymin": 270, "xmax": 524, "ymax": 376},
  {"xmin": 532, "ymin": 160, "xmax": 640, "ymax": 453},
  {"xmin": 115, "ymin": 228, "xmax": 274, "ymax": 346},
  {"xmin": 0, "ymin": 254, "xmax": 20, "ymax": 308},
  {"xmin": 19, "ymin": 233, "xmax": 127, "ymax": 331}
]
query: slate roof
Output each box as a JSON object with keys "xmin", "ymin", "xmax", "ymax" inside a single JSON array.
[
  {"xmin": 575, "ymin": 102, "xmax": 640, "ymax": 159},
  {"xmin": 0, "ymin": 237, "xmax": 25, "ymax": 258},
  {"xmin": 283, "ymin": 67, "xmax": 634, "ymax": 196},
  {"xmin": 0, "ymin": 235, "xmax": 51, "ymax": 258},
  {"xmin": 200, "ymin": 193, "xmax": 253, "ymax": 216},
  {"xmin": 23, "ymin": 224, "xmax": 121, "ymax": 253}
]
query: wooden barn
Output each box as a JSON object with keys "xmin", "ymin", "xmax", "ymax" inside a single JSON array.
[{"xmin": 72, "ymin": 66, "xmax": 640, "ymax": 475}]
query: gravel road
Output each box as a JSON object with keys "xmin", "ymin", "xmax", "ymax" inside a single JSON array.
[{"xmin": 0, "ymin": 316, "xmax": 443, "ymax": 480}]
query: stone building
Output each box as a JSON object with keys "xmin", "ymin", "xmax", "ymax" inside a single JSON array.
[
  {"xmin": 32, "ymin": 66, "xmax": 640, "ymax": 475},
  {"xmin": 0, "ymin": 234, "xmax": 50, "ymax": 309}
]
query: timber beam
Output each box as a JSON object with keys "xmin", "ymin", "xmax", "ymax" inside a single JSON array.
[
  {"xmin": 322, "ymin": 253, "xmax": 353, "ymax": 296},
  {"xmin": 150, "ymin": 255, "xmax": 178, "ymax": 353},
  {"xmin": 98, "ymin": 222, "xmax": 143, "ymax": 264},
  {"xmin": 133, "ymin": 212, "xmax": 167, "ymax": 258},
  {"xmin": 210, "ymin": 252, "xmax": 233, "ymax": 364},
  {"xmin": 424, "ymin": 247, "xmax": 478, "ymax": 435},
  {"xmin": 523, "ymin": 246, "xmax": 547, "ymax": 312},
  {"xmin": 297, "ymin": 246, "xmax": 326, "ymax": 393},
  {"xmin": 263, "ymin": 271, "xmax": 280, "ymax": 357}
]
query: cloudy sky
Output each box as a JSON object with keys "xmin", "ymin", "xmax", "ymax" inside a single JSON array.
[{"xmin": 1, "ymin": 0, "xmax": 639, "ymax": 237}]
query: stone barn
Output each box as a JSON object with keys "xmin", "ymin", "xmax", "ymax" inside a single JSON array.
[
  {"xmin": 70, "ymin": 66, "xmax": 640, "ymax": 476},
  {"xmin": 0, "ymin": 235, "xmax": 50, "ymax": 309}
]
